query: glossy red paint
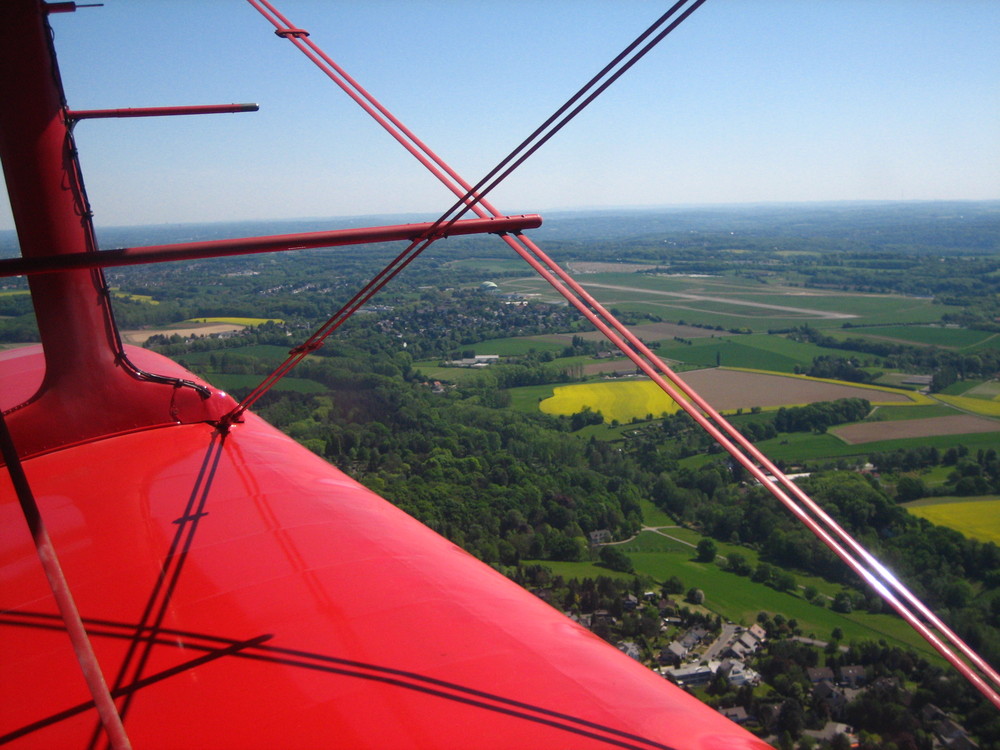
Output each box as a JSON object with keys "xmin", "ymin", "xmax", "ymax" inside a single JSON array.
[
  {"xmin": 0, "ymin": 347, "xmax": 770, "ymax": 749},
  {"xmin": 0, "ymin": 215, "xmax": 543, "ymax": 279}
]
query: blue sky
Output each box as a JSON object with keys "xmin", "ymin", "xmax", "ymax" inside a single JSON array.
[{"xmin": 1, "ymin": 0, "xmax": 998, "ymax": 230}]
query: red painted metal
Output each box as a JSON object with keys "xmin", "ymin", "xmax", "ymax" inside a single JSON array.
[
  {"xmin": 0, "ymin": 0, "xmax": 233, "ymax": 461},
  {"xmin": 0, "ymin": 215, "xmax": 542, "ymax": 278},
  {"xmin": 68, "ymin": 104, "xmax": 259, "ymax": 120},
  {"xmin": 0, "ymin": 411, "xmax": 132, "ymax": 750},
  {"xmin": 0, "ymin": 347, "xmax": 770, "ymax": 749}
]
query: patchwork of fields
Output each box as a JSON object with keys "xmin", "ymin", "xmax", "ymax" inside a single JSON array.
[
  {"xmin": 499, "ymin": 272, "xmax": 946, "ymax": 332},
  {"xmin": 539, "ymin": 367, "xmax": 918, "ymax": 422}
]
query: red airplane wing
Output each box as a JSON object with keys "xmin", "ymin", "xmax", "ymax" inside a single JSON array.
[{"xmin": 1, "ymin": 345, "xmax": 769, "ymax": 749}]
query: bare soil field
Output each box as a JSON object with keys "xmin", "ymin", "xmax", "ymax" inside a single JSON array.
[
  {"xmin": 833, "ymin": 415, "xmax": 1000, "ymax": 444},
  {"xmin": 678, "ymin": 368, "xmax": 912, "ymax": 411},
  {"xmin": 121, "ymin": 323, "xmax": 243, "ymax": 345},
  {"xmin": 580, "ymin": 360, "xmax": 646, "ymax": 376}
]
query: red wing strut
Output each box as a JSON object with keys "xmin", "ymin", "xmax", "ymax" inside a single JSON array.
[{"xmin": 248, "ymin": 0, "xmax": 1000, "ymax": 708}]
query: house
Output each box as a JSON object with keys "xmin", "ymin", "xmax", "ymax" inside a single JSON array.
[
  {"xmin": 724, "ymin": 641, "xmax": 750, "ymax": 660},
  {"xmin": 813, "ymin": 680, "xmax": 847, "ymax": 718},
  {"xmin": 665, "ymin": 661, "xmax": 721, "ymax": 689},
  {"xmin": 718, "ymin": 706, "xmax": 749, "ymax": 725},
  {"xmin": 748, "ymin": 623, "xmax": 767, "ymax": 642},
  {"xmin": 838, "ymin": 664, "xmax": 866, "ymax": 687},
  {"xmin": 719, "ymin": 659, "xmax": 759, "ymax": 687},
  {"xmin": 680, "ymin": 626, "xmax": 708, "ymax": 650},
  {"xmin": 617, "ymin": 641, "xmax": 642, "ymax": 662},
  {"xmin": 659, "ymin": 641, "xmax": 688, "ymax": 666},
  {"xmin": 592, "ymin": 610, "xmax": 616, "ymax": 626},
  {"xmin": 807, "ymin": 666, "xmax": 835, "ymax": 684},
  {"xmin": 588, "ymin": 529, "xmax": 612, "ymax": 545}
]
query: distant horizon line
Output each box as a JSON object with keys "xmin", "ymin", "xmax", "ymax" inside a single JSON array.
[{"xmin": 1, "ymin": 197, "xmax": 997, "ymax": 236}]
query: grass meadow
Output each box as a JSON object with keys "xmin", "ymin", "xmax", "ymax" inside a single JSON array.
[
  {"xmin": 533, "ymin": 528, "xmax": 940, "ymax": 659},
  {"xmin": 832, "ymin": 325, "xmax": 996, "ymax": 349},
  {"xmin": 505, "ymin": 273, "xmax": 946, "ymax": 332}
]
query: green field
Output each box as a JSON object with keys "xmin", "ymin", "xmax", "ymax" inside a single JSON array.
[
  {"xmin": 903, "ymin": 497, "xmax": 1000, "ymax": 545},
  {"xmin": 752, "ymin": 430, "xmax": 1000, "ymax": 464},
  {"xmin": 178, "ymin": 344, "xmax": 293, "ymax": 364},
  {"xmin": 206, "ymin": 373, "xmax": 326, "ymax": 393},
  {"xmin": 469, "ymin": 336, "xmax": 565, "ymax": 356},
  {"xmin": 507, "ymin": 383, "xmax": 559, "ymax": 412},
  {"xmin": 533, "ymin": 537, "xmax": 938, "ymax": 659},
  {"xmin": 660, "ymin": 339, "xmax": 800, "ymax": 371},
  {"xmin": 834, "ymin": 325, "xmax": 996, "ymax": 349},
  {"xmin": 412, "ymin": 362, "xmax": 487, "ymax": 385},
  {"xmin": 505, "ymin": 273, "xmax": 946, "ymax": 332}
]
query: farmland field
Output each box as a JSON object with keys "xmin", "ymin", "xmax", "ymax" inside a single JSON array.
[
  {"xmin": 832, "ymin": 414, "xmax": 1000, "ymax": 444},
  {"xmin": 121, "ymin": 323, "xmax": 243, "ymax": 344},
  {"xmin": 539, "ymin": 368, "xmax": 916, "ymax": 422},
  {"xmin": 541, "ymin": 380, "xmax": 683, "ymax": 421},
  {"xmin": 903, "ymin": 497, "xmax": 1000, "ymax": 545},
  {"xmin": 502, "ymin": 273, "xmax": 945, "ymax": 331},
  {"xmin": 934, "ymin": 394, "xmax": 1000, "ymax": 417},
  {"xmin": 206, "ymin": 373, "xmax": 326, "ymax": 393},
  {"xmin": 961, "ymin": 381, "xmax": 1000, "ymax": 400},
  {"xmin": 830, "ymin": 325, "xmax": 995, "ymax": 349},
  {"xmin": 184, "ymin": 316, "xmax": 284, "ymax": 326}
]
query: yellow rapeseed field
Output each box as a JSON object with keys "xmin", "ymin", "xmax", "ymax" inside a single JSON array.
[
  {"xmin": 934, "ymin": 394, "xmax": 1000, "ymax": 417},
  {"xmin": 540, "ymin": 380, "xmax": 684, "ymax": 423},
  {"xmin": 906, "ymin": 499, "xmax": 1000, "ymax": 545},
  {"xmin": 184, "ymin": 317, "xmax": 284, "ymax": 326}
]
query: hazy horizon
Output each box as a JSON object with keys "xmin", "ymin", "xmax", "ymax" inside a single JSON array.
[{"xmin": 1, "ymin": 1, "xmax": 998, "ymax": 232}]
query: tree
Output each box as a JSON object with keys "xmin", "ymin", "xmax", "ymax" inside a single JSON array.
[
  {"xmin": 696, "ymin": 538, "xmax": 717, "ymax": 563},
  {"xmin": 894, "ymin": 475, "xmax": 927, "ymax": 503},
  {"xmin": 725, "ymin": 552, "xmax": 752, "ymax": 576},
  {"xmin": 662, "ymin": 576, "xmax": 684, "ymax": 596},
  {"xmin": 686, "ymin": 588, "xmax": 705, "ymax": 605},
  {"xmin": 772, "ymin": 571, "xmax": 796, "ymax": 593},
  {"xmin": 832, "ymin": 592, "xmax": 853, "ymax": 614},
  {"xmin": 599, "ymin": 545, "xmax": 634, "ymax": 573}
]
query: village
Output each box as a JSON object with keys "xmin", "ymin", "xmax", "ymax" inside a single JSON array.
[{"xmin": 526, "ymin": 576, "xmax": 983, "ymax": 749}]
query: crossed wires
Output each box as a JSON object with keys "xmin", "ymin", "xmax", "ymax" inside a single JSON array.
[
  {"xmin": 237, "ymin": 0, "xmax": 1000, "ymax": 709},
  {"xmin": 225, "ymin": 0, "xmax": 707, "ymax": 423}
]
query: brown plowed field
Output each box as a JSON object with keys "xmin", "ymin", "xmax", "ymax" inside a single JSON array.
[
  {"xmin": 121, "ymin": 324, "xmax": 243, "ymax": 345},
  {"xmin": 833, "ymin": 415, "xmax": 1000, "ymax": 444},
  {"xmin": 677, "ymin": 368, "xmax": 912, "ymax": 411}
]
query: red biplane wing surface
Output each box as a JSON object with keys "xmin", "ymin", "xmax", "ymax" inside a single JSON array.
[
  {"xmin": 0, "ymin": 344, "xmax": 769, "ymax": 749},
  {"xmin": 0, "ymin": 1, "xmax": 771, "ymax": 747}
]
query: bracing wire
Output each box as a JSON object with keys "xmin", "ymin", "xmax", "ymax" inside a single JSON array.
[{"xmin": 239, "ymin": 0, "xmax": 1000, "ymax": 708}]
